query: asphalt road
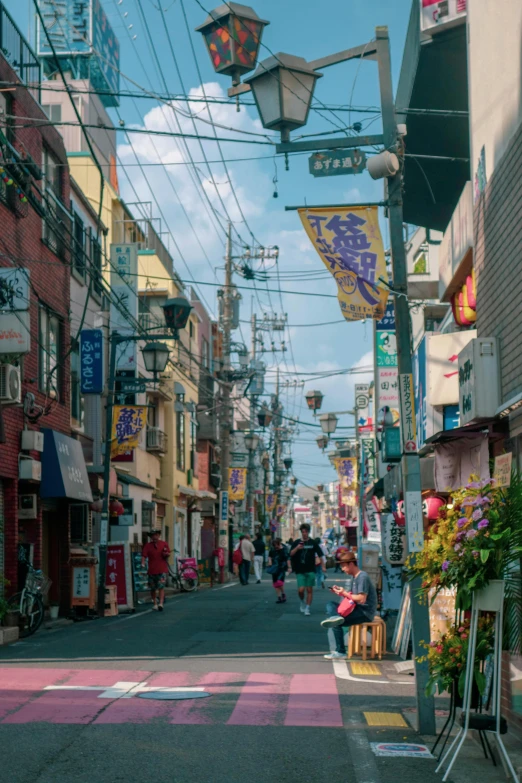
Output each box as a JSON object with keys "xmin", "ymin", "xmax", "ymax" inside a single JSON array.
[{"xmin": 0, "ymin": 574, "xmax": 516, "ymax": 783}]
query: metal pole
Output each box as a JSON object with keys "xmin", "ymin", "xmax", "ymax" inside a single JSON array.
[
  {"xmin": 247, "ymin": 313, "xmax": 257, "ymax": 534},
  {"xmin": 219, "ymin": 222, "xmax": 233, "ymax": 571},
  {"xmin": 375, "ymin": 25, "xmax": 435, "ymax": 735},
  {"xmin": 98, "ymin": 332, "xmax": 119, "ymax": 617}
]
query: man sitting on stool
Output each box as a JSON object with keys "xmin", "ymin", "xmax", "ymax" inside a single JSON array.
[{"xmin": 321, "ymin": 552, "xmax": 377, "ymax": 660}]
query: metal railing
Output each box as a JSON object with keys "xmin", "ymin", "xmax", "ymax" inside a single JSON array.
[
  {"xmin": 0, "ymin": 2, "xmax": 41, "ymax": 102},
  {"xmin": 146, "ymin": 427, "xmax": 167, "ymax": 453}
]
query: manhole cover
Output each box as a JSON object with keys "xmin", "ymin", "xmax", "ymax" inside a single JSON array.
[{"xmin": 138, "ymin": 691, "xmax": 211, "ymax": 700}]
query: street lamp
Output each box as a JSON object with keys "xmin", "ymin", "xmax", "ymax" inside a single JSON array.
[
  {"xmin": 195, "ymin": 2, "xmax": 269, "ymax": 86},
  {"xmin": 290, "ymin": 475, "xmax": 297, "ymax": 486},
  {"xmin": 244, "ymin": 432, "xmax": 260, "ymax": 451},
  {"xmin": 319, "ymin": 412, "xmax": 338, "ymax": 435},
  {"xmin": 257, "ymin": 402, "xmax": 273, "ymax": 428},
  {"xmin": 317, "ymin": 483, "xmax": 324, "ymax": 492},
  {"xmin": 162, "ymin": 297, "xmax": 193, "ymax": 338},
  {"xmin": 141, "ymin": 342, "xmax": 170, "ymax": 375},
  {"xmin": 305, "ymin": 389, "xmax": 324, "ymax": 413},
  {"xmin": 261, "ymin": 450, "xmax": 270, "ymax": 470},
  {"xmin": 283, "ymin": 456, "xmax": 293, "ymax": 471},
  {"xmin": 316, "ymin": 434, "xmax": 329, "ymax": 451},
  {"xmin": 243, "ymin": 54, "xmax": 323, "ymax": 142}
]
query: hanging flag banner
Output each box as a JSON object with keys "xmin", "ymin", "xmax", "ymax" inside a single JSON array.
[
  {"xmin": 298, "ymin": 206, "xmax": 388, "ymax": 322},
  {"xmin": 111, "ymin": 405, "xmax": 146, "ymax": 457},
  {"xmin": 266, "ymin": 492, "xmax": 277, "ymax": 512},
  {"xmin": 276, "ymin": 504, "xmax": 286, "ymax": 517},
  {"xmin": 334, "ymin": 457, "xmax": 358, "ymax": 491},
  {"xmin": 228, "ymin": 468, "xmax": 247, "ymax": 501}
]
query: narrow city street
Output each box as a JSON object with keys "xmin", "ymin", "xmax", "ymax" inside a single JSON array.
[{"xmin": 1, "ymin": 578, "xmax": 516, "ymax": 783}]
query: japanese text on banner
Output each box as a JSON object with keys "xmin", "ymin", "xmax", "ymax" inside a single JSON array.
[
  {"xmin": 228, "ymin": 468, "xmax": 247, "ymax": 501},
  {"xmin": 298, "ymin": 206, "xmax": 388, "ymax": 322},
  {"xmin": 266, "ymin": 492, "xmax": 277, "ymax": 512},
  {"xmin": 334, "ymin": 458, "xmax": 358, "ymax": 490},
  {"xmin": 111, "ymin": 405, "xmax": 146, "ymax": 457}
]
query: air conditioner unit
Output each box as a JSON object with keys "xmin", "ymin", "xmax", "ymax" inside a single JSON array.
[
  {"xmin": 0, "ymin": 364, "xmax": 21, "ymax": 404},
  {"xmin": 21, "ymin": 430, "xmax": 44, "ymax": 452},
  {"xmin": 70, "ymin": 504, "xmax": 93, "ymax": 543},
  {"xmin": 19, "ymin": 458, "xmax": 41, "ymax": 482},
  {"xmin": 18, "ymin": 494, "xmax": 38, "ymax": 519}
]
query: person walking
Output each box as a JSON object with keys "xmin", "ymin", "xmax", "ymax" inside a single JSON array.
[
  {"xmin": 314, "ymin": 537, "xmax": 328, "ymax": 589},
  {"xmin": 289, "ymin": 523, "xmax": 324, "ymax": 616},
  {"xmin": 252, "ymin": 532, "xmax": 266, "ymax": 584},
  {"xmin": 239, "ymin": 533, "xmax": 255, "ymax": 585},
  {"xmin": 321, "ymin": 552, "xmax": 378, "ymax": 659},
  {"xmin": 141, "ymin": 529, "xmax": 170, "ymax": 611},
  {"xmin": 267, "ymin": 538, "xmax": 288, "ymax": 603}
]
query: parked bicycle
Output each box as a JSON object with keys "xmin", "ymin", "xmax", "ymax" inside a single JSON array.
[
  {"xmin": 7, "ymin": 557, "xmax": 51, "ymax": 637},
  {"xmin": 167, "ymin": 553, "xmax": 199, "ymax": 593}
]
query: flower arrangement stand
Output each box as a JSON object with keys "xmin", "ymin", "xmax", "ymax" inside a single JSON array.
[
  {"xmin": 435, "ymin": 581, "xmax": 517, "ymax": 782},
  {"xmin": 432, "ymin": 679, "xmax": 495, "ymax": 765}
]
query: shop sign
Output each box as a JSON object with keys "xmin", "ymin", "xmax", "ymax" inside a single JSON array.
[
  {"xmin": 458, "ymin": 338, "xmax": 499, "ymax": 425},
  {"xmin": 399, "ymin": 374, "xmax": 417, "ymax": 453},
  {"xmin": 228, "ymin": 468, "xmax": 247, "ymax": 501},
  {"xmin": 0, "ymin": 311, "xmax": 30, "ymax": 354},
  {"xmin": 104, "ymin": 541, "xmax": 134, "ymax": 610},
  {"xmin": 376, "ymin": 299, "xmax": 395, "ymax": 331},
  {"xmin": 405, "ymin": 490, "xmax": 424, "ymax": 552},
  {"xmin": 427, "ymin": 331, "xmax": 475, "ymax": 406},
  {"xmin": 72, "ymin": 566, "xmax": 90, "ymax": 599},
  {"xmin": 365, "ymin": 499, "xmax": 381, "ymax": 534},
  {"xmin": 383, "ymin": 513, "xmax": 406, "ymax": 565},
  {"xmin": 493, "ymin": 453, "xmax": 512, "ymax": 488},
  {"xmin": 376, "ymin": 331, "xmax": 397, "ymax": 366},
  {"xmin": 80, "ymin": 329, "xmax": 104, "ymax": 394},
  {"xmin": 309, "ymin": 148, "xmax": 366, "ymax": 178},
  {"xmin": 439, "ymin": 182, "xmax": 473, "ymax": 299},
  {"xmin": 355, "ymin": 383, "xmax": 370, "ymax": 411},
  {"xmin": 383, "ymin": 427, "xmax": 401, "ymax": 463},
  {"xmin": 377, "ymin": 367, "xmax": 399, "ymax": 424},
  {"xmin": 420, "ymin": 0, "xmax": 466, "ymax": 34},
  {"xmin": 0, "ymin": 267, "xmax": 30, "ymax": 311},
  {"xmin": 110, "ymin": 244, "xmax": 138, "ymax": 371},
  {"xmin": 219, "ymin": 491, "xmax": 229, "ymax": 523}
]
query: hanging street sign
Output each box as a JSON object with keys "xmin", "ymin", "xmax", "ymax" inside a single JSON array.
[
  {"xmin": 309, "ymin": 149, "xmax": 367, "ymax": 178},
  {"xmin": 119, "ymin": 378, "xmax": 147, "ymax": 395},
  {"xmin": 80, "ymin": 329, "xmax": 104, "ymax": 394}
]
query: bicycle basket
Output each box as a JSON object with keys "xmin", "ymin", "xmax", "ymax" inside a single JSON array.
[{"xmin": 25, "ymin": 571, "xmax": 52, "ymax": 596}]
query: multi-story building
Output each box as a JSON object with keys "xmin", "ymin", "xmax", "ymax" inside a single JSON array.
[{"xmin": 0, "ymin": 6, "xmax": 93, "ymax": 607}]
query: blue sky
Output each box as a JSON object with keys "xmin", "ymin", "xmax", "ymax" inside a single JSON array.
[{"xmin": 17, "ymin": 0, "xmax": 413, "ymax": 486}]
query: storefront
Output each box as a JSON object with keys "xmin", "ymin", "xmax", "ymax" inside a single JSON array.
[{"xmin": 39, "ymin": 429, "xmax": 93, "ymax": 609}]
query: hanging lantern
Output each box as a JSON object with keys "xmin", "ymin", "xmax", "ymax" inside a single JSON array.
[
  {"xmin": 290, "ymin": 476, "xmax": 297, "ymax": 486},
  {"xmin": 109, "ymin": 499, "xmax": 124, "ymax": 516},
  {"xmin": 257, "ymin": 403, "xmax": 273, "ymax": 428},
  {"xmin": 317, "ymin": 483, "xmax": 324, "ymax": 492},
  {"xmin": 90, "ymin": 499, "xmax": 103, "ymax": 512},
  {"xmin": 316, "ymin": 434, "xmax": 329, "ymax": 451},
  {"xmin": 195, "ymin": 3, "xmax": 269, "ymax": 86},
  {"xmin": 423, "ymin": 495, "xmax": 446, "ymax": 521},
  {"xmin": 283, "ymin": 456, "xmax": 293, "ymax": 471}
]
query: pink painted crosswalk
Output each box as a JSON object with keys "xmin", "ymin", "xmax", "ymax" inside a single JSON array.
[{"xmin": 0, "ymin": 667, "xmax": 344, "ymax": 727}]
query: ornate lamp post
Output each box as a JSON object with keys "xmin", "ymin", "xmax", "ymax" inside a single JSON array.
[{"xmin": 305, "ymin": 389, "xmax": 324, "ymax": 414}]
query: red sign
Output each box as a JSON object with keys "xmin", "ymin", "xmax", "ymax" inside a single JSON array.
[{"xmin": 106, "ymin": 544, "xmax": 127, "ymax": 605}]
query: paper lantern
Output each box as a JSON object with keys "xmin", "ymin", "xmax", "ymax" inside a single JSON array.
[{"xmin": 422, "ymin": 495, "xmax": 445, "ymax": 521}]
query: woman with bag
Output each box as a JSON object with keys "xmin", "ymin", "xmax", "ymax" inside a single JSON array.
[{"xmin": 267, "ymin": 538, "xmax": 288, "ymax": 603}]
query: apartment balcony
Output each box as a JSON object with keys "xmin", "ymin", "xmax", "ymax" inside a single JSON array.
[
  {"xmin": 0, "ymin": 3, "xmax": 41, "ymax": 102},
  {"xmin": 146, "ymin": 427, "xmax": 167, "ymax": 454}
]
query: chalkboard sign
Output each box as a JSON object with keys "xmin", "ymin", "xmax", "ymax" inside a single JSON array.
[{"xmin": 132, "ymin": 550, "xmax": 149, "ymax": 594}]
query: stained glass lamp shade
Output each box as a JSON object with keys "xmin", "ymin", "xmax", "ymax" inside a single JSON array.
[{"xmin": 196, "ymin": 3, "xmax": 269, "ymax": 85}]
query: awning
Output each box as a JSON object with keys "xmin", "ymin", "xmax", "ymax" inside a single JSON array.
[
  {"xmin": 177, "ymin": 485, "xmax": 217, "ymax": 500},
  {"xmin": 418, "ymin": 419, "xmax": 505, "ymax": 455},
  {"xmin": 116, "ymin": 470, "xmax": 154, "ymax": 490},
  {"xmin": 40, "ymin": 429, "xmax": 93, "ymax": 502}
]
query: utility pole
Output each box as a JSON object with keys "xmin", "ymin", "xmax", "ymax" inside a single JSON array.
[
  {"xmin": 376, "ymin": 27, "xmax": 435, "ymax": 734},
  {"xmin": 247, "ymin": 313, "xmax": 257, "ymax": 534},
  {"xmin": 218, "ymin": 222, "xmax": 233, "ymax": 571},
  {"xmin": 273, "ymin": 367, "xmax": 281, "ymax": 534}
]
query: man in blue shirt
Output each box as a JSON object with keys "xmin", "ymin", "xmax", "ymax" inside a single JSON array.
[{"xmin": 321, "ymin": 552, "xmax": 378, "ymax": 659}]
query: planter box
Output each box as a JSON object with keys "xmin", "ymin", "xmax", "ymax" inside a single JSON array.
[
  {"xmin": 475, "ymin": 579, "xmax": 504, "ymax": 612},
  {"xmin": 0, "ymin": 626, "xmax": 19, "ymax": 646}
]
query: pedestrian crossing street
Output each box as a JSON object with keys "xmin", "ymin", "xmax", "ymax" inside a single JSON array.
[{"xmin": 0, "ymin": 667, "xmax": 344, "ymax": 727}]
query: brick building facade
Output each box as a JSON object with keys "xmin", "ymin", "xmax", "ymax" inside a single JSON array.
[{"xmin": 0, "ymin": 47, "xmax": 83, "ymax": 608}]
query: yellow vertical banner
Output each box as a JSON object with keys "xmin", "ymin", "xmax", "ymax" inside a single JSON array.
[
  {"xmin": 266, "ymin": 492, "xmax": 277, "ymax": 512},
  {"xmin": 334, "ymin": 457, "xmax": 358, "ymax": 491},
  {"xmin": 111, "ymin": 405, "xmax": 146, "ymax": 457},
  {"xmin": 298, "ymin": 206, "xmax": 388, "ymax": 321},
  {"xmin": 228, "ymin": 468, "xmax": 247, "ymax": 501}
]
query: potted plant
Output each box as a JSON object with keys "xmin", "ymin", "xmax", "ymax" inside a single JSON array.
[
  {"xmin": 419, "ymin": 616, "xmax": 494, "ymax": 702},
  {"xmin": 408, "ymin": 472, "xmax": 522, "ymax": 611}
]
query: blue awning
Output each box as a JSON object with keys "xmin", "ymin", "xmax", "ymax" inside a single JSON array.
[{"xmin": 40, "ymin": 429, "xmax": 93, "ymax": 502}]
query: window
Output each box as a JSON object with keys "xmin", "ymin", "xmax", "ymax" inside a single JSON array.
[
  {"xmin": 201, "ymin": 337, "xmax": 209, "ymax": 369},
  {"xmin": 70, "ymin": 341, "xmax": 84, "ymax": 428},
  {"xmin": 190, "ymin": 416, "xmax": 197, "ymax": 472},
  {"xmin": 41, "ymin": 104, "xmax": 62, "ymax": 124},
  {"xmin": 39, "ymin": 306, "xmax": 62, "ymax": 397},
  {"xmin": 147, "ymin": 398, "xmax": 158, "ymax": 428},
  {"xmin": 176, "ymin": 410, "xmax": 185, "ymax": 471},
  {"xmin": 189, "ymin": 320, "xmax": 194, "ymax": 339},
  {"xmin": 42, "ymin": 147, "xmax": 62, "ymax": 201},
  {"xmin": 91, "ymin": 235, "xmax": 103, "ymax": 297},
  {"xmin": 73, "ymin": 212, "xmax": 86, "ymax": 278}
]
